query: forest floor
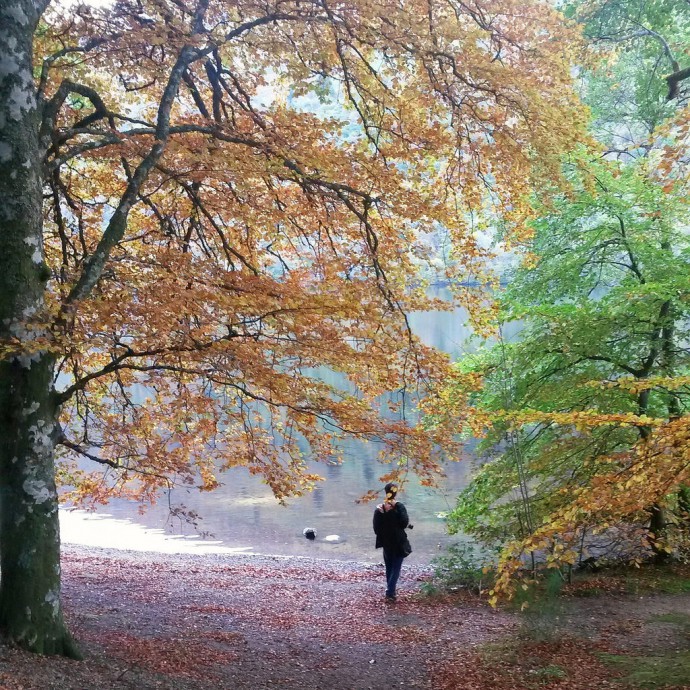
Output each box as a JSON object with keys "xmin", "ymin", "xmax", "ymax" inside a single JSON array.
[{"xmin": 0, "ymin": 546, "xmax": 689, "ymax": 689}]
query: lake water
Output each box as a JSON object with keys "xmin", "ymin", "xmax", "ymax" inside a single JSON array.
[{"xmin": 60, "ymin": 290, "xmax": 497, "ymax": 564}]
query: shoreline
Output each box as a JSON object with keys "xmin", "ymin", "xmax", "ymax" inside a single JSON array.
[{"xmin": 60, "ymin": 540, "xmax": 436, "ymax": 579}]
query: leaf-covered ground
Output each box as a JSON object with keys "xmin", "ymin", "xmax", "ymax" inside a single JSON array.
[{"xmin": 0, "ymin": 547, "xmax": 688, "ymax": 689}]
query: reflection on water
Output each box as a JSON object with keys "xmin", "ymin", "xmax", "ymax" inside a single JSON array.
[
  {"xmin": 62, "ymin": 290, "xmax": 506, "ymax": 564},
  {"xmin": 61, "ymin": 452, "xmax": 474, "ymax": 564}
]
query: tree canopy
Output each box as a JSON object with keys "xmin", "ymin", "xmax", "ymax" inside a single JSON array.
[
  {"xmin": 0, "ymin": 0, "xmax": 587, "ymax": 654},
  {"xmin": 437, "ymin": 0, "xmax": 690, "ymax": 601},
  {"xmin": 33, "ymin": 0, "xmax": 588, "ymax": 500}
]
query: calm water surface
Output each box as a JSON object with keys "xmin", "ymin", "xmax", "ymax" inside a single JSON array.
[{"xmin": 62, "ymin": 292, "xmax": 503, "ymax": 564}]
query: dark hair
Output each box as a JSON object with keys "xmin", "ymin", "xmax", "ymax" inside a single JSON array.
[{"xmin": 384, "ymin": 482, "xmax": 398, "ymax": 499}]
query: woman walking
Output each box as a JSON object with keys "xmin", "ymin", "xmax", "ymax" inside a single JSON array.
[{"xmin": 373, "ymin": 482, "xmax": 412, "ymax": 601}]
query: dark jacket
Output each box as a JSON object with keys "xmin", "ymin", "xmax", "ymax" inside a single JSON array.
[{"xmin": 373, "ymin": 502, "xmax": 410, "ymax": 555}]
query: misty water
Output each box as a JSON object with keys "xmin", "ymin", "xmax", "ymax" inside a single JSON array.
[{"xmin": 61, "ymin": 290, "xmax": 502, "ymax": 564}]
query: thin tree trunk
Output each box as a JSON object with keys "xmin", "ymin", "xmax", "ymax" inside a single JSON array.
[
  {"xmin": 679, "ymin": 486, "xmax": 690, "ymax": 521},
  {"xmin": 648, "ymin": 503, "xmax": 668, "ymax": 561},
  {"xmin": 641, "ymin": 297, "xmax": 675, "ymax": 563},
  {"xmin": 0, "ymin": 0, "xmax": 80, "ymax": 657}
]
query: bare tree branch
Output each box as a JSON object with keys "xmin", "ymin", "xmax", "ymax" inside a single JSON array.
[{"xmin": 37, "ymin": 37, "xmax": 117, "ymax": 101}]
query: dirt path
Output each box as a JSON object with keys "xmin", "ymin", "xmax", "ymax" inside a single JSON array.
[
  {"xmin": 0, "ymin": 547, "xmax": 689, "ymax": 689},
  {"xmin": 0, "ymin": 546, "xmax": 514, "ymax": 690}
]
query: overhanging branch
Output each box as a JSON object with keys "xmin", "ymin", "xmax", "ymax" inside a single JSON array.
[{"xmin": 667, "ymin": 66, "xmax": 690, "ymax": 101}]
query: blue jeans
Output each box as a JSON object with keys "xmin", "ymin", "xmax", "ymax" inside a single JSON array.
[{"xmin": 383, "ymin": 550, "xmax": 404, "ymax": 598}]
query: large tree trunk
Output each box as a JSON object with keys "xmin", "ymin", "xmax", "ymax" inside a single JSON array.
[
  {"xmin": 0, "ymin": 0, "xmax": 80, "ymax": 657},
  {"xmin": 0, "ymin": 359, "xmax": 80, "ymax": 657}
]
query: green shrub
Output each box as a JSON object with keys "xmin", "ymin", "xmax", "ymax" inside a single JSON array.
[{"xmin": 429, "ymin": 542, "xmax": 496, "ymax": 595}]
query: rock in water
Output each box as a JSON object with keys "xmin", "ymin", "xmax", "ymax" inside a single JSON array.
[{"xmin": 303, "ymin": 527, "xmax": 317, "ymax": 540}]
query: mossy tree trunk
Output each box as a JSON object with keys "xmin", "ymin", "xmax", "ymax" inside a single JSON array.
[{"xmin": 0, "ymin": 0, "xmax": 80, "ymax": 658}]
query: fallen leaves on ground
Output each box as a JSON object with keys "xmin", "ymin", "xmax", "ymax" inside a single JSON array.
[
  {"xmin": 0, "ymin": 547, "xmax": 688, "ymax": 689},
  {"xmin": 431, "ymin": 638, "xmax": 624, "ymax": 690}
]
